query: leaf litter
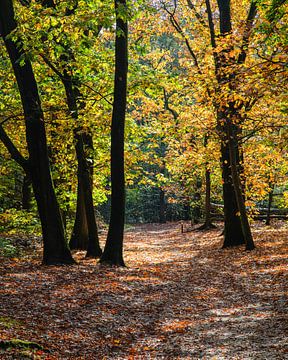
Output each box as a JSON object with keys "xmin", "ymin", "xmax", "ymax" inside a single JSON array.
[{"xmin": 0, "ymin": 221, "xmax": 287, "ymax": 359}]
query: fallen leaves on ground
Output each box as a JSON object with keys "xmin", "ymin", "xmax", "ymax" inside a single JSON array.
[{"xmin": 0, "ymin": 221, "xmax": 287, "ymax": 359}]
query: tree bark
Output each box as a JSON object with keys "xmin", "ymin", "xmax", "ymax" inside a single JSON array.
[
  {"xmin": 70, "ymin": 177, "xmax": 89, "ymax": 250},
  {"xmin": 62, "ymin": 75, "xmax": 102, "ymax": 258},
  {"xmin": 265, "ymin": 183, "xmax": 274, "ymax": 226},
  {"xmin": 196, "ymin": 167, "xmax": 216, "ymax": 230},
  {"xmin": 100, "ymin": 0, "xmax": 128, "ymax": 266},
  {"xmin": 197, "ymin": 135, "xmax": 216, "ymax": 230},
  {"xmin": 212, "ymin": 0, "xmax": 255, "ymax": 248},
  {"xmin": 227, "ymin": 124, "xmax": 255, "ymax": 250},
  {"xmin": 0, "ymin": 0, "xmax": 74, "ymax": 265},
  {"xmin": 221, "ymin": 140, "xmax": 245, "ymax": 246},
  {"xmin": 22, "ymin": 175, "xmax": 32, "ymax": 211},
  {"xmin": 159, "ymin": 188, "xmax": 166, "ymax": 223},
  {"xmin": 34, "ymin": 0, "xmax": 102, "ymax": 257}
]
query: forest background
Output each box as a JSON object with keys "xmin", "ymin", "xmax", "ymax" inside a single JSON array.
[{"xmin": 0, "ymin": 0, "xmax": 287, "ymax": 262}]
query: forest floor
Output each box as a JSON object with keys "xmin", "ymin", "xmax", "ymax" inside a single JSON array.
[{"xmin": 0, "ymin": 221, "xmax": 287, "ymax": 359}]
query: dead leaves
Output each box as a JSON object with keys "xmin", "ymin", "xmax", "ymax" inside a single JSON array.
[{"xmin": 0, "ymin": 221, "xmax": 287, "ymax": 359}]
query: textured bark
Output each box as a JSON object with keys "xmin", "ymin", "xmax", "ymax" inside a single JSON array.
[
  {"xmin": 0, "ymin": 0, "xmax": 74, "ymax": 265},
  {"xmin": 227, "ymin": 124, "xmax": 255, "ymax": 250},
  {"xmin": 210, "ymin": 0, "xmax": 256, "ymax": 248},
  {"xmin": 33, "ymin": 0, "xmax": 102, "ymax": 257},
  {"xmin": 221, "ymin": 140, "xmax": 245, "ymax": 247},
  {"xmin": 70, "ymin": 183, "xmax": 88, "ymax": 250},
  {"xmin": 100, "ymin": 0, "xmax": 128, "ymax": 266},
  {"xmin": 62, "ymin": 74, "xmax": 102, "ymax": 258}
]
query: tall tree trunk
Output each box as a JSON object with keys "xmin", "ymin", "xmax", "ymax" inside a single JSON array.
[
  {"xmin": 159, "ymin": 188, "xmax": 166, "ymax": 223},
  {"xmin": 197, "ymin": 135, "xmax": 216, "ymax": 230},
  {"xmin": 75, "ymin": 132, "xmax": 102, "ymax": 258},
  {"xmin": 34, "ymin": 0, "xmax": 102, "ymax": 257},
  {"xmin": 191, "ymin": 178, "xmax": 202, "ymax": 225},
  {"xmin": 227, "ymin": 124, "xmax": 255, "ymax": 250},
  {"xmin": 197, "ymin": 167, "xmax": 216, "ymax": 230},
  {"xmin": 266, "ymin": 183, "xmax": 274, "ymax": 226},
  {"xmin": 100, "ymin": 0, "xmax": 128, "ymax": 266},
  {"xmin": 22, "ymin": 175, "xmax": 32, "ymax": 211},
  {"xmin": 70, "ymin": 176, "xmax": 89, "ymax": 250},
  {"xmin": 221, "ymin": 140, "xmax": 245, "ymax": 247},
  {"xmin": 0, "ymin": 0, "xmax": 74, "ymax": 265},
  {"xmin": 62, "ymin": 76, "xmax": 102, "ymax": 258}
]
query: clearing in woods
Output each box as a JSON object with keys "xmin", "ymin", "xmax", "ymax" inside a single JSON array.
[{"xmin": 0, "ymin": 221, "xmax": 287, "ymax": 359}]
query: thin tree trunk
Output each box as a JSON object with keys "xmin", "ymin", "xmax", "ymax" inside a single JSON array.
[
  {"xmin": 196, "ymin": 167, "xmax": 216, "ymax": 230},
  {"xmin": 266, "ymin": 183, "xmax": 274, "ymax": 226},
  {"xmin": 74, "ymin": 133, "xmax": 102, "ymax": 258},
  {"xmin": 100, "ymin": 0, "xmax": 128, "ymax": 266},
  {"xmin": 197, "ymin": 135, "xmax": 216, "ymax": 230},
  {"xmin": 62, "ymin": 75, "xmax": 102, "ymax": 258},
  {"xmin": 0, "ymin": 0, "xmax": 74, "ymax": 265},
  {"xmin": 227, "ymin": 124, "xmax": 255, "ymax": 250},
  {"xmin": 159, "ymin": 189, "xmax": 166, "ymax": 223},
  {"xmin": 191, "ymin": 178, "xmax": 202, "ymax": 225}
]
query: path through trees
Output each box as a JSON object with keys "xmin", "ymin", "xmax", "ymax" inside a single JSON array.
[{"xmin": 0, "ymin": 222, "xmax": 286, "ymax": 359}]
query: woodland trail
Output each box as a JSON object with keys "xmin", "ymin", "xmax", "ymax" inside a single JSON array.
[{"xmin": 0, "ymin": 221, "xmax": 287, "ymax": 359}]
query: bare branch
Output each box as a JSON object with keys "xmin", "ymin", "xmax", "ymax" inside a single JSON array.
[
  {"xmin": 0, "ymin": 113, "xmax": 23, "ymax": 126},
  {"xmin": 40, "ymin": 54, "xmax": 64, "ymax": 79}
]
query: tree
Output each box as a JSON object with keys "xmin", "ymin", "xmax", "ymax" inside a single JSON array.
[
  {"xmin": 100, "ymin": 0, "xmax": 128, "ymax": 266},
  {"xmin": 209, "ymin": 0, "xmax": 256, "ymax": 249},
  {"xmin": 17, "ymin": 0, "xmax": 103, "ymax": 257},
  {"xmin": 0, "ymin": 0, "xmax": 75, "ymax": 264}
]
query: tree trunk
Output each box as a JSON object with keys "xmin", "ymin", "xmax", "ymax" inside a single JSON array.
[
  {"xmin": 266, "ymin": 183, "xmax": 274, "ymax": 226},
  {"xmin": 75, "ymin": 133, "xmax": 102, "ymax": 258},
  {"xmin": 22, "ymin": 175, "xmax": 32, "ymax": 211},
  {"xmin": 221, "ymin": 141, "xmax": 245, "ymax": 247},
  {"xmin": 70, "ymin": 181, "xmax": 88, "ymax": 250},
  {"xmin": 62, "ymin": 75, "xmax": 102, "ymax": 258},
  {"xmin": 191, "ymin": 178, "xmax": 202, "ymax": 225},
  {"xmin": 0, "ymin": 0, "xmax": 74, "ymax": 265},
  {"xmin": 100, "ymin": 0, "xmax": 128, "ymax": 266},
  {"xmin": 197, "ymin": 135, "xmax": 216, "ymax": 230},
  {"xmin": 159, "ymin": 189, "xmax": 166, "ymax": 223},
  {"xmin": 227, "ymin": 124, "xmax": 255, "ymax": 250},
  {"xmin": 35, "ymin": 0, "xmax": 102, "ymax": 257},
  {"xmin": 197, "ymin": 167, "xmax": 216, "ymax": 230}
]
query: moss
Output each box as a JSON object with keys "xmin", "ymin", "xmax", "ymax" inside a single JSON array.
[
  {"xmin": 0, "ymin": 339, "xmax": 43, "ymax": 350},
  {"xmin": 0, "ymin": 316, "xmax": 21, "ymax": 329}
]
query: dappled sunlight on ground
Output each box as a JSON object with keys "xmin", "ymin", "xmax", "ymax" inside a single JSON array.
[{"xmin": 0, "ymin": 221, "xmax": 287, "ymax": 359}]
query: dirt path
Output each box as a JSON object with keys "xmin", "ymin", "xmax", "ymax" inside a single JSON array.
[{"xmin": 0, "ymin": 222, "xmax": 287, "ymax": 359}]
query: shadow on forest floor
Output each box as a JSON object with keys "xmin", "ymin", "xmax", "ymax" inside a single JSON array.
[{"xmin": 0, "ymin": 220, "xmax": 287, "ymax": 359}]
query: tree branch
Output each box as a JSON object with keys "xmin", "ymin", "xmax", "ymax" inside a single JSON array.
[
  {"xmin": 162, "ymin": 2, "xmax": 201, "ymax": 69},
  {"xmin": 0, "ymin": 124, "xmax": 30, "ymax": 173},
  {"xmin": 237, "ymin": 1, "xmax": 257, "ymax": 64},
  {"xmin": 163, "ymin": 88, "xmax": 179, "ymax": 120},
  {"xmin": 186, "ymin": 0, "xmax": 206, "ymax": 27}
]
